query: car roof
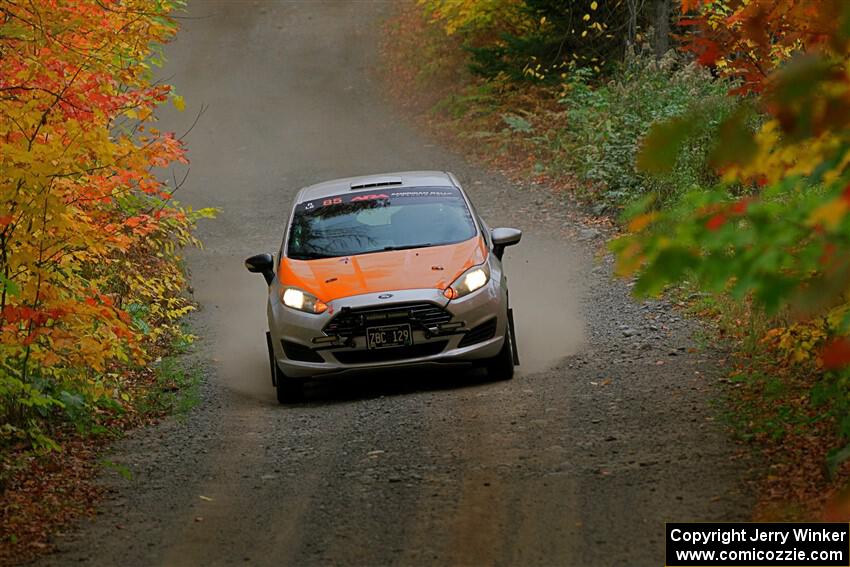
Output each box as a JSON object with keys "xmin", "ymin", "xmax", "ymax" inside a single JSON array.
[{"xmin": 295, "ymin": 171, "xmax": 457, "ymax": 202}]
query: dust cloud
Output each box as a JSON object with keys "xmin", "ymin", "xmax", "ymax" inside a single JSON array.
[
  {"xmin": 192, "ymin": 254, "xmax": 273, "ymax": 401},
  {"xmin": 503, "ymin": 233, "xmax": 586, "ymax": 375}
]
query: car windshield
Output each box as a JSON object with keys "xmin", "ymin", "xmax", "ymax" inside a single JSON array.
[{"xmin": 286, "ymin": 187, "xmax": 477, "ymax": 260}]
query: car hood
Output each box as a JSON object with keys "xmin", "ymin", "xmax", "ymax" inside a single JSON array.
[{"xmin": 278, "ymin": 237, "xmax": 487, "ymax": 302}]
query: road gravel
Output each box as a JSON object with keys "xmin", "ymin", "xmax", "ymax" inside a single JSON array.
[{"xmin": 35, "ymin": 1, "xmax": 751, "ymax": 565}]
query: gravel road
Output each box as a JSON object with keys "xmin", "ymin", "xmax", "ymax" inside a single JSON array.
[{"xmin": 36, "ymin": 1, "xmax": 751, "ymax": 565}]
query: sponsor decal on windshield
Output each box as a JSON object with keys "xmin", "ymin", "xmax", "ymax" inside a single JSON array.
[{"xmin": 296, "ymin": 187, "xmax": 462, "ymax": 213}]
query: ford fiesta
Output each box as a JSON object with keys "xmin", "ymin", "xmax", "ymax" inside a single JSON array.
[{"xmin": 245, "ymin": 171, "xmax": 522, "ymax": 403}]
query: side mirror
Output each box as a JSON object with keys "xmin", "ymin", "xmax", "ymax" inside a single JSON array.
[
  {"xmin": 245, "ymin": 253, "xmax": 275, "ymax": 285},
  {"xmin": 491, "ymin": 227, "xmax": 522, "ymax": 260}
]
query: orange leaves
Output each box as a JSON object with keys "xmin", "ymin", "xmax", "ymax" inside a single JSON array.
[
  {"xmin": 627, "ymin": 212, "xmax": 657, "ymax": 233},
  {"xmin": 680, "ymin": 0, "xmax": 705, "ymax": 12},
  {"xmin": 0, "ymin": 0, "xmax": 207, "ymax": 445}
]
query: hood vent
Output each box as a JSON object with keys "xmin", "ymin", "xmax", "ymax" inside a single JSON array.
[{"xmin": 349, "ymin": 179, "xmax": 403, "ymax": 190}]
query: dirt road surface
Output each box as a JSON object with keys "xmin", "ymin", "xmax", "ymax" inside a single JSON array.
[{"xmin": 37, "ymin": 2, "xmax": 751, "ymax": 565}]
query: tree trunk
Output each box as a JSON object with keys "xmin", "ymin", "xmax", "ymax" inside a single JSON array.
[
  {"xmin": 626, "ymin": 0, "xmax": 639, "ymax": 49},
  {"xmin": 654, "ymin": 0, "xmax": 672, "ymax": 59}
]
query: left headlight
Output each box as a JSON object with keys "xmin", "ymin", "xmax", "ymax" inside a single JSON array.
[
  {"xmin": 279, "ymin": 286, "xmax": 328, "ymax": 314},
  {"xmin": 444, "ymin": 263, "xmax": 490, "ymax": 300}
]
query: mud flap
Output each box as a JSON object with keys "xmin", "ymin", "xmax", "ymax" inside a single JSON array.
[
  {"xmin": 508, "ymin": 307, "xmax": 520, "ymax": 366},
  {"xmin": 266, "ymin": 331, "xmax": 276, "ymax": 386}
]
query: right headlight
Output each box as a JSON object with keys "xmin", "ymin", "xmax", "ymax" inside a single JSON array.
[
  {"xmin": 443, "ymin": 263, "xmax": 490, "ymax": 300},
  {"xmin": 279, "ymin": 286, "xmax": 328, "ymax": 314}
]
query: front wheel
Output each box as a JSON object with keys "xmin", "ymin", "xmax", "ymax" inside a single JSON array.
[
  {"xmin": 275, "ymin": 363, "xmax": 304, "ymax": 404},
  {"xmin": 485, "ymin": 331, "xmax": 515, "ymax": 381},
  {"xmin": 268, "ymin": 331, "xmax": 304, "ymax": 403}
]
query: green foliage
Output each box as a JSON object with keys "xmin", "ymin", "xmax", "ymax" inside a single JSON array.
[
  {"xmin": 612, "ymin": 179, "xmax": 843, "ymax": 310},
  {"xmin": 551, "ymin": 51, "xmax": 737, "ymax": 205},
  {"xmin": 421, "ymin": 0, "xmax": 657, "ymax": 81},
  {"xmin": 611, "ymin": 3, "xmax": 850, "ymax": 450},
  {"xmin": 433, "ymin": 83, "xmax": 501, "ymax": 118},
  {"xmin": 137, "ymin": 353, "xmax": 201, "ymax": 419},
  {"xmin": 502, "ymin": 113, "xmax": 534, "ymax": 133}
]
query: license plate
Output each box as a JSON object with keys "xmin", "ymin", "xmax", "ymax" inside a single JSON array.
[{"xmin": 366, "ymin": 324, "xmax": 412, "ymax": 350}]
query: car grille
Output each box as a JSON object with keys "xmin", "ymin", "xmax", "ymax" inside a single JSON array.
[
  {"xmin": 457, "ymin": 317, "xmax": 498, "ymax": 348},
  {"xmin": 332, "ymin": 341, "xmax": 448, "ymax": 364},
  {"xmin": 282, "ymin": 340, "xmax": 324, "ymax": 363},
  {"xmin": 323, "ymin": 302, "xmax": 452, "ymax": 336}
]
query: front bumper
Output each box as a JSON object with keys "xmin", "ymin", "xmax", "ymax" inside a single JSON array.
[{"xmin": 267, "ymin": 284, "xmax": 506, "ymax": 379}]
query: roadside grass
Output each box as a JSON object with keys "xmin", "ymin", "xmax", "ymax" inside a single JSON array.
[
  {"xmin": 381, "ymin": 1, "xmax": 850, "ymax": 521},
  {"xmin": 136, "ymin": 331, "xmax": 202, "ymax": 420}
]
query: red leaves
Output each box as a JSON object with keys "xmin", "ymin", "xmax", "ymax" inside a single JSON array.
[
  {"xmin": 731, "ymin": 198, "xmax": 751, "ymax": 215},
  {"xmin": 821, "ymin": 337, "xmax": 850, "ymax": 370},
  {"xmin": 695, "ymin": 39, "xmax": 720, "ymax": 67},
  {"xmin": 1, "ymin": 306, "xmax": 65, "ymax": 326},
  {"xmin": 705, "ymin": 213, "xmax": 727, "ymax": 231},
  {"xmin": 1, "ymin": 305, "xmax": 36, "ymax": 324},
  {"xmin": 696, "ymin": 198, "xmax": 752, "ymax": 231},
  {"xmin": 679, "ymin": 0, "xmax": 849, "ymax": 95}
]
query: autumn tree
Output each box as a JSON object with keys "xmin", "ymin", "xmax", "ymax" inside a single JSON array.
[
  {"xmin": 0, "ymin": 0, "xmax": 211, "ymax": 447},
  {"xmin": 614, "ymin": 0, "xmax": 850, "ymax": 454}
]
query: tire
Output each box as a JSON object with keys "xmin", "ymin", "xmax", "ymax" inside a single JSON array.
[
  {"xmin": 485, "ymin": 331, "xmax": 515, "ymax": 381},
  {"xmin": 274, "ymin": 362, "xmax": 304, "ymax": 404}
]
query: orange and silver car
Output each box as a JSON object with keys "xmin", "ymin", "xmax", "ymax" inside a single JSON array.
[{"xmin": 245, "ymin": 171, "xmax": 521, "ymax": 403}]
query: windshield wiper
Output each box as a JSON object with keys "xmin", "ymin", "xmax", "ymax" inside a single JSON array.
[
  {"xmin": 289, "ymin": 251, "xmax": 334, "ymax": 260},
  {"xmin": 382, "ymin": 243, "xmax": 433, "ymax": 252}
]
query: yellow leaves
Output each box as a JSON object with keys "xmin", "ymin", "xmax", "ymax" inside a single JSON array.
[
  {"xmin": 827, "ymin": 304, "xmax": 850, "ymax": 333},
  {"xmin": 127, "ymin": 106, "xmax": 153, "ymax": 121},
  {"xmin": 172, "ymin": 94, "xmax": 185, "ymax": 112},
  {"xmin": 582, "ymin": 13, "xmax": 591, "ymax": 21},
  {"xmin": 720, "ymin": 118, "xmax": 848, "ymax": 189},
  {"xmin": 421, "ymin": 0, "xmax": 533, "ymax": 37},
  {"xmin": 77, "ymin": 337, "xmax": 109, "ymax": 372},
  {"xmin": 0, "ymin": 0, "xmax": 205, "ymax": 435},
  {"xmin": 763, "ymin": 323, "xmax": 828, "ymax": 365},
  {"xmin": 590, "ymin": 1, "xmax": 598, "ymax": 9},
  {"xmin": 808, "ymin": 198, "xmax": 849, "ymax": 231}
]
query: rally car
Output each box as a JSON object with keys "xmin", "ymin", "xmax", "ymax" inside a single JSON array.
[{"xmin": 245, "ymin": 171, "xmax": 521, "ymax": 403}]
